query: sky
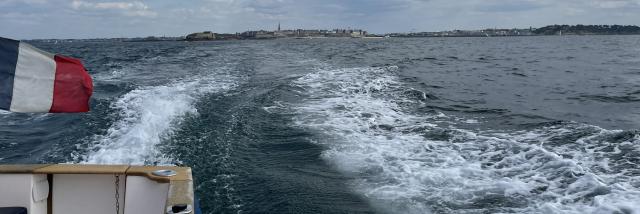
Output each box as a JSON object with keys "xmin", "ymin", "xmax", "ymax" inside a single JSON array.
[{"xmin": 1, "ymin": 0, "xmax": 639, "ymax": 39}]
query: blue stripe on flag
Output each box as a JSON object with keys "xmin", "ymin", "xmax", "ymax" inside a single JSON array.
[{"xmin": 0, "ymin": 37, "xmax": 19, "ymax": 110}]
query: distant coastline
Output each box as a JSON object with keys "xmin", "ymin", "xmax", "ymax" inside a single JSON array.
[
  {"xmin": 184, "ymin": 24, "xmax": 640, "ymax": 40},
  {"xmin": 389, "ymin": 25, "xmax": 640, "ymax": 38},
  {"xmin": 533, "ymin": 25, "xmax": 640, "ymax": 35},
  {"xmin": 25, "ymin": 24, "xmax": 640, "ymax": 42}
]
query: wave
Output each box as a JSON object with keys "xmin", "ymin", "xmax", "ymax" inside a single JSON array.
[
  {"xmin": 291, "ymin": 65, "xmax": 640, "ymax": 213},
  {"xmin": 570, "ymin": 94, "xmax": 640, "ymax": 103},
  {"xmin": 80, "ymin": 69, "xmax": 239, "ymax": 165}
]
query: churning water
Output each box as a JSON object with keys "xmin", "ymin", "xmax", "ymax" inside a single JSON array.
[{"xmin": 1, "ymin": 36, "xmax": 639, "ymax": 213}]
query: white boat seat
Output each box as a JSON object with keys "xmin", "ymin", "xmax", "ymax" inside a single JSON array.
[
  {"xmin": 0, "ymin": 174, "xmax": 48, "ymax": 214},
  {"xmin": 0, "ymin": 207, "xmax": 27, "ymax": 214}
]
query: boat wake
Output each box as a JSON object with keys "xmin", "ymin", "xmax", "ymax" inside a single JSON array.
[
  {"xmin": 291, "ymin": 65, "xmax": 640, "ymax": 213},
  {"xmin": 80, "ymin": 72, "xmax": 238, "ymax": 165},
  {"xmin": 74, "ymin": 45, "xmax": 247, "ymax": 165}
]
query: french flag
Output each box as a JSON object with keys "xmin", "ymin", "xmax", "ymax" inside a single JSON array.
[{"xmin": 0, "ymin": 37, "xmax": 93, "ymax": 113}]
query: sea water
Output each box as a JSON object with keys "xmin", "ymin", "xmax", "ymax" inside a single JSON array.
[{"xmin": 1, "ymin": 36, "xmax": 639, "ymax": 213}]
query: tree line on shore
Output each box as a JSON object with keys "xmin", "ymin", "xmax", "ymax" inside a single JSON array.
[{"xmin": 534, "ymin": 25, "xmax": 640, "ymax": 35}]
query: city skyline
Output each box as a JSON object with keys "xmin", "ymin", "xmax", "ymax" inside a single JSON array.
[{"xmin": 1, "ymin": 0, "xmax": 640, "ymax": 39}]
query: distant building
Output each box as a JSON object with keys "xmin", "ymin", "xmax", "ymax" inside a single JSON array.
[
  {"xmin": 186, "ymin": 31, "xmax": 216, "ymax": 41},
  {"xmin": 211, "ymin": 24, "xmax": 371, "ymax": 40},
  {"xmin": 350, "ymin": 30, "xmax": 366, "ymax": 38},
  {"xmin": 215, "ymin": 33, "xmax": 240, "ymax": 40},
  {"xmin": 239, "ymin": 30, "xmax": 274, "ymax": 39}
]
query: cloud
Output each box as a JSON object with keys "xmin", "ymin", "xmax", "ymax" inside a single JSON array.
[
  {"xmin": 590, "ymin": 0, "xmax": 640, "ymax": 8},
  {"xmin": 0, "ymin": 0, "xmax": 48, "ymax": 5},
  {"xmin": 70, "ymin": 0, "xmax": 157, "ymax": 17},
  {"xmin": 475, "ymin": 0, "xmax": 548, "ymax": 12}
]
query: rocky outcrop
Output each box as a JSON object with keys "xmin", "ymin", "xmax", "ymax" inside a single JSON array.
[{"xmin": 186, "ymin": 31, "xmax": 216, "ymax": 41}]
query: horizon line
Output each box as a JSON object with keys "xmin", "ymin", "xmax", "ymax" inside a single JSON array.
[{"xmin": 11, "ymin": 24, "xmax": 640, "ymax": 40}]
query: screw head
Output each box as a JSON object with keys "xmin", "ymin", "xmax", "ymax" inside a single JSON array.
[{"xmin": 152, "ymin": 169, "xmax": 177, "ymax": 177}]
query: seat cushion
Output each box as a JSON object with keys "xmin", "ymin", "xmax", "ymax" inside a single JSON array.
[{"xmin": 0, "ymin": 207, "xmax": 27, "ymax": 214}]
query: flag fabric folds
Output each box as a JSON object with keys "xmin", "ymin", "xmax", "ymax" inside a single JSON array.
[{"xmin": 0, "ymin": 37, "xmax": 93, "ymax": 113}]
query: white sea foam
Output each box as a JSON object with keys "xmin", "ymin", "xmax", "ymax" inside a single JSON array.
[
  {"xmin": 464, "ymin": 119, "xmax": 480, "ymax": 124},
  {"xmin": 82, "ymin": 70, "xmax": 239, "ymax": 165},
  {"xmin": 292, "ymin": 66, "xmax": 640, "ymax": 213}
]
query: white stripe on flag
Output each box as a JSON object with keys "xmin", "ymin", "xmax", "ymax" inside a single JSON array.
[{"xmin": 10, "ymin": 43, "xmax": 56, "ymax": 112}]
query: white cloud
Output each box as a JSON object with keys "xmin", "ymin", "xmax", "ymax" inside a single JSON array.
[
  {"xmin": 0, "ymin": 0, "xmax": 47, "ymax": 6},
  {"xmin": 590, "ymin": 0, "xmax": 640, "ymax": 8},
  {"xmin": 70, "ymin": 0, "xmax": 157, "ymax": 17}
]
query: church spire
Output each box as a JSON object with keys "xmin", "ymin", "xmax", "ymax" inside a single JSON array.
[{"xmin": 278, "ymin": 22, "xmax": 281, "ymax": 32}]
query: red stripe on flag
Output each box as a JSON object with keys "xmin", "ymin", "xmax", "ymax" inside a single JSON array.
[{"xmin": 50, "ymin": 55, "xmax": 93, "ymax": 113}]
